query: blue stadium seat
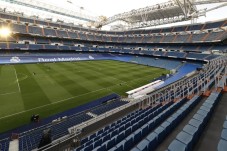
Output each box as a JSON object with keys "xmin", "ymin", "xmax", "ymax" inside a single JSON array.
[
  {"xmin": 221, "ymin": 129, "xmax": 227, "ymax": 141},
  {"xmin": 146, "ymin": 132, "xmax": 158, "ymax": 150},
  {"xmin": 223, "ymin": 121, "xmax": 227, "ymax": 129},
  {"xmin": 160, "ymin": 121, "xmax": 171, "ymax": 135},
  {"xmin": 176, "ymin": 131, "xmax": 193, "ymax": 151},
  {"xmin": 218, "ymin": 139, "xmax": 227, "ymax": 151},
  {"xmin": 136, "ymin": 139, "xmax": 149, "ymax": 151},
  {"xmin": 154, "ymin": 126, "xmax": 165, "ymax": 143},
  {"xmin": 193, "ymin": 113, "xmax": 205, "ymax": 124},
  {"xmin": 188, "ymin": 119, "xmax": 203, "ymax": 132},
  {"xmin": 168, "ymin": 139, "xmax": 187, "ymax": 151}
]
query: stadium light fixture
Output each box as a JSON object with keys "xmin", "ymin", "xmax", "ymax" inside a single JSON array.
[{"xmin": 0, "ymin": 27, "xmax": 11, "ymax": 37}]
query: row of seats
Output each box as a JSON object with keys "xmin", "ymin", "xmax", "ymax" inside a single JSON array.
[
  {"xmin": 90, "ymin": 100, "xmax": 128, "ymax": 115},
  {"xmin": 0, "ymin": 138, "xmax": 10, "ymax": 151},
  {"xmin": 74, "ymin": 102, "xmax": 173, "ymax": 151},
  {"xmin": 168, "ymin": 91, "xmax": 222, "ymax": 151},
  {"xmin": 0, "ymin": 42, "xmax": 219, "ymax": 61},
  {"xmin": 7, "ymin": 23, "xmax": 227, "ymax": 43},
  {"xmin": 107, "ymin": 98, "xmax": 187, "ymax": 151},
  {"xmin": 130, "ymin": 95, "xmax": 202, "ymax": 151},
  {"xmin": 130, "ymin": 57, "xmax": 183, "ymax": 70},
  {"xmin": 76, "ymin": 97, "xmax": 189, "ymax": 151},
  {"xmin": 0, "ymin": 13, "xmax": 226, "ymax": 35},
  {"xmin": 217, "ymin": 115, "xmax": 227, "ymax": 151},
  {"xmin": 80, "ymin": 105, "xmax": 161, "ymax": 146},
  {"xmin": 107, "ymin": 50, "xmax": 211, "ymax": 60},
  {"xmin": 18, "ymin": 99, "xmax": 128, "ymax": 151},
  {"xmin": 19, "ymin": 113, "xmax": 92, "ymax": 151},
  {"xmin": 73, "ymin": 67, "xmax": 218, "ymax": 151},
  {"xmin": 186, "ymin": 53, "xmax": 211, "ymax": 60},
  {"xmin": 1, "ymin": 33, "xmax": 226, "ymax": 52}
]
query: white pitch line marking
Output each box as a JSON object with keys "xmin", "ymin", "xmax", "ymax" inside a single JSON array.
[
  {"xmin": 0, "ymin": 91, "xmax": 18, "ymax": 96},
  {"xmin": 13, "ymin": 66, "xmax": 21, "ymax": 93},
  {"xmin": 0, "ymin": 86, "xmax": 112, "ymax": 120},
  {"xmin": 0, "ymin": 65, "xmax": 158, "ymax": 120}
]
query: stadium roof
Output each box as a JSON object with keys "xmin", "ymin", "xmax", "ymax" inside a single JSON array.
[
  {"xmin": 96, "ymin": 0, "xmax": 227, "ymax": 29},
  {"xmin": 0, "ymin": 0, "xmax": 226, "ymax": 30}
]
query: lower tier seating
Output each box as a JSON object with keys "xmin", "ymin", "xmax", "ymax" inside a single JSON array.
[
  {"xmin": 90, "ymin": 100, "xmax": 128, "ymax": 115},
  {"xmin": 217, "ymin": 115, "xmax": 227, "ymax": 151},
  {"xmin": 130, "ymin": 95, "xmax": 202, "ymax": 151},
  {"xmin": 0, "ymin": 138, "xmax": 10, "ymax": 151},
  {"xmin": 18, "ymin": 98, "xmax": 127, "ymax": 151},
  {"xmin": 75, "ymin": 97, "xmax": 191, "ymax": 151},
  {"xmin": 19, "ymin": 113, "xmax": 92, "ymax": 151},
  {"xmin": 168, "ymin": 92, "xmax": 222, "ymax": 151}
]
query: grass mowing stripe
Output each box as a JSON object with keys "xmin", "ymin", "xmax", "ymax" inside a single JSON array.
[
  {"xmin": 50, "ymin": 63, "xmax": 105, "ymax": 91},
  {"xmin": 60, "ymin": 62, "xmax": 120, "ymax": 89},
  {"xmin": 0, "ymin": 65, "xmax": 25, "ymax": 118},
  {"xmin": 0, "ymin": 89, "xmax": 112, "ymax": 133},
  {"xmin": 36, "ymin": 63, "xmax": 90, "ymax": 95},
  {"xmin": 0, "ymin": 66, "xmax": 19, "ymax": 94},
  {"xmin": 0, "ymin": 60, "xmax": 168, "ymax": 133},
  {"xmin": 0, "ymin": 86, "xmax": 113, "ymax": 120},
  {"xmin": 26, "ymin": 64, "xmax": 73, "ymax": 102},
  {"xmin": 15, "ymin": 65, "xmax": 51, "ymax": 109}
]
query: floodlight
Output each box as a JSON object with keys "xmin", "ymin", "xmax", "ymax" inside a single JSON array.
[{"xmin": 0, "ymin": 27, "xmax": 11, "ymax": 37}]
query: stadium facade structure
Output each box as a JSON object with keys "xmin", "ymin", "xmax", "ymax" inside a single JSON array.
[{"xmin": 0, "ymin": 5, "xmax": 227, "ymax": 151}]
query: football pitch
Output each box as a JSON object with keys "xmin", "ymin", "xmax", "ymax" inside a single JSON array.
[{"xmin": 0, "ymin": 60, "xmax": 168, "ymax": 133}]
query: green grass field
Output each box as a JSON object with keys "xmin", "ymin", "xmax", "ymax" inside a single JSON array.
[{"xmin": 0, "ymin": 60, "xmax": 168, "ymax": 133}]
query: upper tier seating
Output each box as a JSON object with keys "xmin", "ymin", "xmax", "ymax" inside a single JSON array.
[
  {"xmin": 190, "ymin": 33, "xmax": 206, "ymax": 42},
  {"xmin": 186, "ymin": 53, "xmax": 210, "ymax": 60},
  {"xmin": 11, "ymin": 23, "xmax": 27, "ymax": 34},
  {"xmin": 28, "ymin": 44, "xmax": 44, "ymax": 50},
  {"xmin": 57, "ymin": 30, "xmax": 68, "ymax": 38},
  {"xmin": 0, "ymin": 43, "xmax": 8, "ymax": 49},
  {"xmin": 8, "ymin": 43, "xmax": 27, "ymax": 49},
  {"xmin": 44, "ymin": 28, "xmax": 57, "ymax": 36},
  {"xmin": 35, "ymin": 37, "xmax": 49, "ymax": 44},
  {"xmin": 174, "ymin": 34, "xmax": 190, "ymax": 42},
  {"xmin": 130, "ymin": 57, "xmax": 182, "ymax": 70},
  {"xmin": 44, "ymin": 45, "xmax": 59, "ymax": 50},
  {"xmin": 0, "ymin": 11, "xmax": 226, "ymax": 44},
  {"xmin": 28, "ymin": 26, "xmax": 43, "ymax": 35},
  {"xmin": 206, "ymin": 32, "xmax": 226, "ymax": 42},
  {"xmin": 165, "ymin": 51, "xmax": 186, "ymax": 58},
  {"xmin": 204, "ymin": 20, "xmax": 225, "ymax": 29},
  {"xmin": 68, "ymin": 31, "xmax": 79, "ymax": 39},
  {"xmin": 162, "ymin": 35, "xmax": 175, "ymax": 43},
  {"xmin": 78, "ymin": 33, "xmax": 87, "ymax": 40}
]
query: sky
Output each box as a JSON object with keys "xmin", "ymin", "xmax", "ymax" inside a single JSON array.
[{"xmin": 1, "ymin": 0, "xmax": 227, "ymax": 29}]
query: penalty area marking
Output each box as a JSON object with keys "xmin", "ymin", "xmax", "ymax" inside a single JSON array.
[
  {"xmin": 0, "ymin": 66, "xmax": 22, "ymax": 95},
  {"xmin": 13, "ymin": 66, "xmax": 21, "ymax": 93}
]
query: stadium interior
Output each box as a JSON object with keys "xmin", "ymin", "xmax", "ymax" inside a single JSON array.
[{"xmin": 0, "ymin": 0, "xmax": 227, "ymax": 151}]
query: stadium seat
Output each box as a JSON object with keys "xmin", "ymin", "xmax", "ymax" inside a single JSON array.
[
  {"xmin": 221, "ymin": 129, "xmax": 227, "ymax": 141},
  {"xmin": 168, "ymin": 139, "xmax": 187, "ymax": 151}
]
